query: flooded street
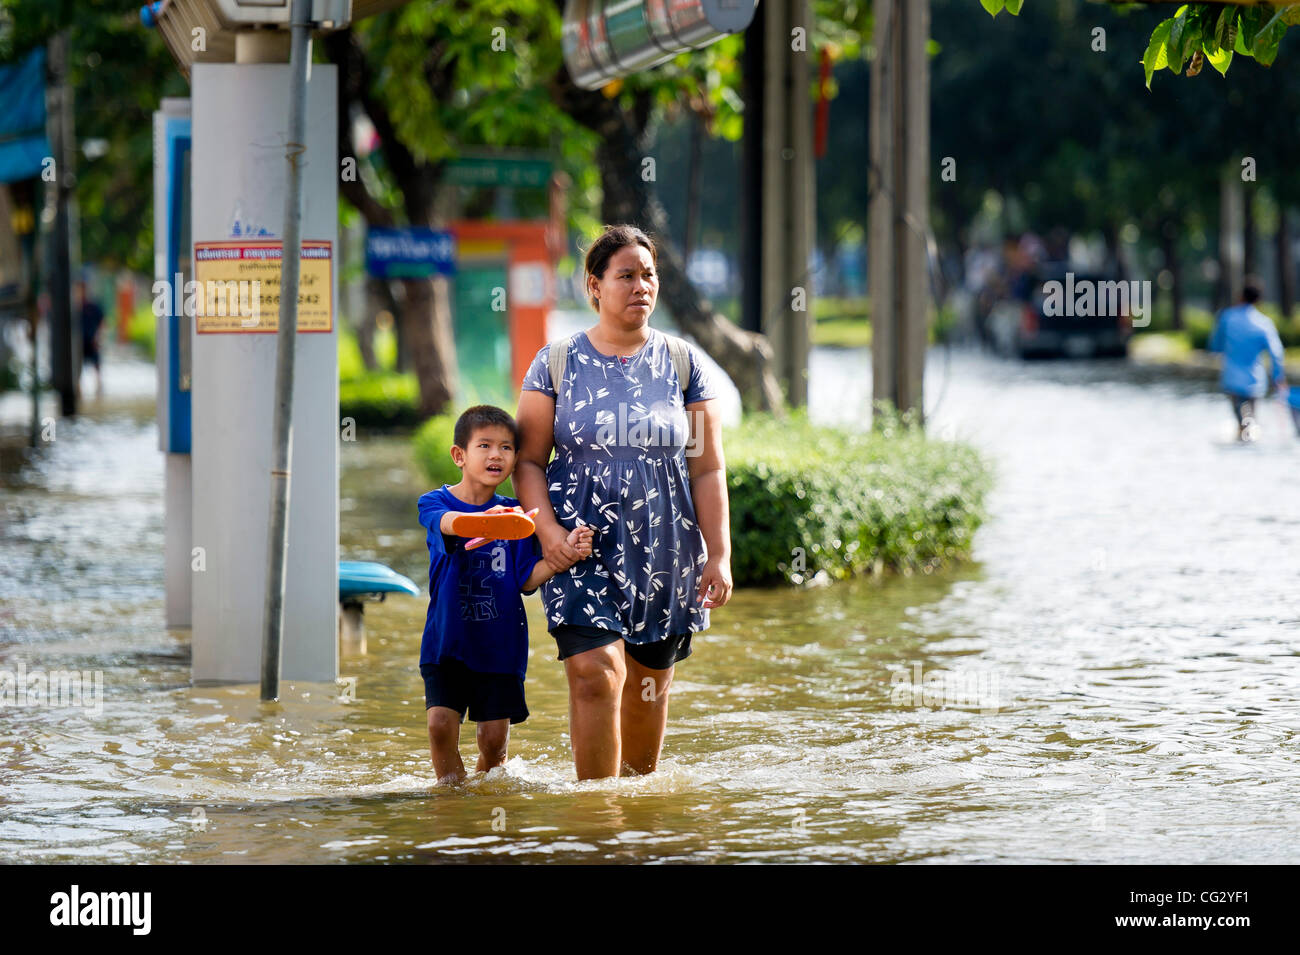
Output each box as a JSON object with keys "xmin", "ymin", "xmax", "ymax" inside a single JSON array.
[{"xmin": 2, "ymin": 343, "xmax": 1297, "ymax": 863}]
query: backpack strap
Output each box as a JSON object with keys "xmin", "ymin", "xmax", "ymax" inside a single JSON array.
[
  {"xmin": 663, "ymin": 332, "xmax": 691, "ymax": 400},
  {"xmin": 547, "ymin": 333, "xmax": 579, "ymax": 401}
]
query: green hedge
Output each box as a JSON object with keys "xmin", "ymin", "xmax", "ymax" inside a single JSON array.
[
  {"xmin": 1140, "ymin": 303, "xmax": 1300, "ymax": 352},
  {"xmin": 810, "ymin": 298, "xmax": 958, "ymax": 349},
  {"xmin": 1185, "ymin": 308, "xmax": 1216, "ymax": 351},
  {"xmin": 339, "ymin": 322, "xmax": 399, "ymax": 382},
  {"xmin": 410, "ymin": 409, "xmax": 991, "ymax": 587},
  {"xmin": 725, "ymin": 410, "xmax": 990, "ymax": 585},
  {"xmin": 339, "ymin": 371, "xmax": 422, "ymax": 430},
  {"xmin": 126, "ymin": 303, "xmax": 156, "ymax": 360},
  {"xmin": 123, "ymin": 306, "xmax": 426, "ymax": 429}
]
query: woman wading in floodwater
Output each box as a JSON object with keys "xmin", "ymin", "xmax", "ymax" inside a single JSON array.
[{"xmin": 515, "ymin": 224, "xmax": 732, "ymax": 780}]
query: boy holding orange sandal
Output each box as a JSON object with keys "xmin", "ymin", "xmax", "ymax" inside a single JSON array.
[{"xmin": 417, "ymin": 405, "xmax": 593, "ymax": 784}]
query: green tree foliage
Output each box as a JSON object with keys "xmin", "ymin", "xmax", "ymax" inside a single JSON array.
[
  {"xmin": 933, "ymin": 0, "xmax": 1300, "ymax": 330},
  {"xmin": 979, "ymin": 1, "xmax": 1298, "ymax": 85},
  {"xmin": 0, "ymin": 1, "xmax": 186, "ymax": 271}
]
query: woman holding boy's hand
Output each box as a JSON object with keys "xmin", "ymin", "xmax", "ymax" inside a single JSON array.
[{"xmin": 515, "ymin": 224, "xmax": 732, "ymax": 781}]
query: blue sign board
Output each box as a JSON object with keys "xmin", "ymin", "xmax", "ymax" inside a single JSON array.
[
  {"xmin": 0, "ymin": 49, "xmax": 53, "ymax": 185},
  {"xmin": 365, "ymin": 227, "xmax": 457, "ymax": 278},
  {"xmin": 162, "ymin": 112, "xmax": 191, "ymax": 454}
]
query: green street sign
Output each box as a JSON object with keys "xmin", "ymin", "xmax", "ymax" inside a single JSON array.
[{"xmin": 444, "ymin": 156, "xmax": 553, "ymax": 189}]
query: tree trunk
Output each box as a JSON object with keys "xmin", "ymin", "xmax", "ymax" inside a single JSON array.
[
  {"xmin": 399, "ymin": 275, "xmax": 456, "ymax": 417},
  {"xmin": 1277, "ymin": 208, "xmax": 1294, "ymax": 320},
  {"xmin": 329, "ymin": 28, "xmax": 456, "ymax": 419},
  {"xmin": 1105, "ymin": 221, "xmax": 1127, "ymax": 281},
  {"xmin": 684, "ymin": 112, "xmax": 702, "ymax": 263},
  {"xmin": 393, "ymin": 284, "xmax": 409, "ymax": 374},
  {"xmin": 357, "ymin": 276, "xmax": 384, "ymax": 371},
  {"xmin": 550, "ymin": 67, "xmax": 784, "ymax": 413},
  {"xmin": 739, "ymin": 8, "xmax": 765, "ymax": 336},
  {"xmin": 1216, "ymin": 167, "xmax": 1244, "ymax": 311},
  {"xmin": 1243, "ymin": 192, "xmax": 1257, "ymax": 278},
  {"xmin": 1161, "ymin": 217, "xmax": 1183, "ymax": 331}
]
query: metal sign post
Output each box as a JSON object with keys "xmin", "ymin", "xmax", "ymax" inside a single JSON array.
[{"xmin": 261, "ymin": 0, "xmax": 314, "ymax": 702}]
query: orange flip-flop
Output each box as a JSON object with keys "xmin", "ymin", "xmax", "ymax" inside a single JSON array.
[{"xmin": 458, "ymin": 508, "xmax": 539, "ymax": 549}]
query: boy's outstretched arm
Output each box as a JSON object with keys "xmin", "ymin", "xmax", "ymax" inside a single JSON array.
[{"xmin": 523, "ymin": 525, "xmax": 593, "ymax": 590}]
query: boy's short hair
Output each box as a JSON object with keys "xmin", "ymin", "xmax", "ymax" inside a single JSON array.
[
  {"xmin": 1242, "ymin": 276, "xmax": 1263, "ymax": 304},
  {"xmin": 453, "ymin": 405, "xmax": 519, "ymax": 449}
]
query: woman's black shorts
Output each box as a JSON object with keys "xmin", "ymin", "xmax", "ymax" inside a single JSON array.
[
  {"xmin": 551, "ymin": 624, "xmax": 692, "ymax": 670},
  {"xmin": 420, "ymin": 658, "xmax": 528, "ymax": 724}
]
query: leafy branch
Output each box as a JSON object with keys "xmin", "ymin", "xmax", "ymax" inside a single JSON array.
[{"xmin": 977, "ymin": 1, "xmax": 1299, "ymax": 86}]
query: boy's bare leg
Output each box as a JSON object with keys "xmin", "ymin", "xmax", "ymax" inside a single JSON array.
[
  {"xmin": 564, "ymin": 643, "xmax": 626, "ymax": 780},
  {"xmin": 619, "ymin": 657, "xmax": 674, "ymax": 776},
  {"xmin": 426, "ymin": 706, "xmax": 466, "ymax": 784},
  {"xmin": 475, "ymin": 719, "xmax": 510, "ymax": 772}
]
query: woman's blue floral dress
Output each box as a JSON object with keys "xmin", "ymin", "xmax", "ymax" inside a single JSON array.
[{"xmin": 521, "ymin": 328, "xmax": 718, "ymax": 644}]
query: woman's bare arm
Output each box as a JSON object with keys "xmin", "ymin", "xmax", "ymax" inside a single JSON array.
[
  {"xmin": 516, "ymin": 388, "xmax": 581, "ymax": 571},
  {"xmin": 685, "ymin": 398, "xmax": 732, "ymax": 608}
]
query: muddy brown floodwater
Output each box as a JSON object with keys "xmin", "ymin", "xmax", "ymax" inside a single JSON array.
[{"xmin": 1, "ymin": 343, "xmax": 1296, "ymax": 862}]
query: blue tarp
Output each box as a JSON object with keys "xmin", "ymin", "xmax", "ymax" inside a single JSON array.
[{"xmin": 0, "ymin": 48, "xmax": 52, "ymax": 185}]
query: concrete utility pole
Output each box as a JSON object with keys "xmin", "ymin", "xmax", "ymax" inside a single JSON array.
[
  {"xmin": 761, "ymin": 0, "xmax": 815, "ymax": 408},
  {"xmin": 187, "ymin": 33, "xmax": 338, "ymax": 688},
  {"xmin": 869, "ymin": 0, "xmax": 929, "ymax": 424}
]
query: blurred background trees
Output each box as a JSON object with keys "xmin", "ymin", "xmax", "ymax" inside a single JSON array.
[{"xmin": 5, "ymin": 0, "xmax": 1300, "ymax": 412}]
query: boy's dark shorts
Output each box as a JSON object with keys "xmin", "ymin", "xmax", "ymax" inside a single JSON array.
[
  {"xmin": 420, "ymin": 658, "xmax": 528, "ymax": 724},
  {"xmin": 550, "ymin": 624, "xmax": 692, "ymax": 670}
]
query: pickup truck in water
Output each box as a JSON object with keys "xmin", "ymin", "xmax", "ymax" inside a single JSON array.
[{"xmin": 984, "ymin": 268, "xmax": 1135, "ymax": 359}]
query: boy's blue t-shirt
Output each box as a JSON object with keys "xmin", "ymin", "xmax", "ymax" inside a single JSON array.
[{"xmin": 417, "ymin": 485, "xmax": 543, "ymax": 679}]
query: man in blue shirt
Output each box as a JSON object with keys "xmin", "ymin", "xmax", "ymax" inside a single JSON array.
[
  {"xmin": 1208, "ymin": 278, "xmax": 1289, "ymax": 441},
  {"xmin": 417, "ymin": 405, "xmax": 592, "ymax": 785}
]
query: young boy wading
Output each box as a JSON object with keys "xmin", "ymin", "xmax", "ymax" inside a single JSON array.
[{"xmin": 416, "ymin": 406, "xmax": 593, "ymax": 784}]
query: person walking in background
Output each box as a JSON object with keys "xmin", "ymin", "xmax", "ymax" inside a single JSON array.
[
  {"xmin": 1208, "ymin": 277, "xmax": 1288, "ymax": 442},
  {"xmin": 78, "ymin": 278, "xmax": 105, "ymax": 398}
]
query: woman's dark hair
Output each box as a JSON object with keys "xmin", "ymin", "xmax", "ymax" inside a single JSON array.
[
  {"xmin": 454, "ymin": 405, "xmax": 518, "ymax": 449},
  {"xmin": 583, "ymin": 224, "xmax": 658, "ymax": 312}
]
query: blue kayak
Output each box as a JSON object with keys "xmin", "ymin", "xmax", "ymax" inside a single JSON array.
[{"xmin": 339, "ymin": 561, "xmax": 420, "ymax": 600}]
